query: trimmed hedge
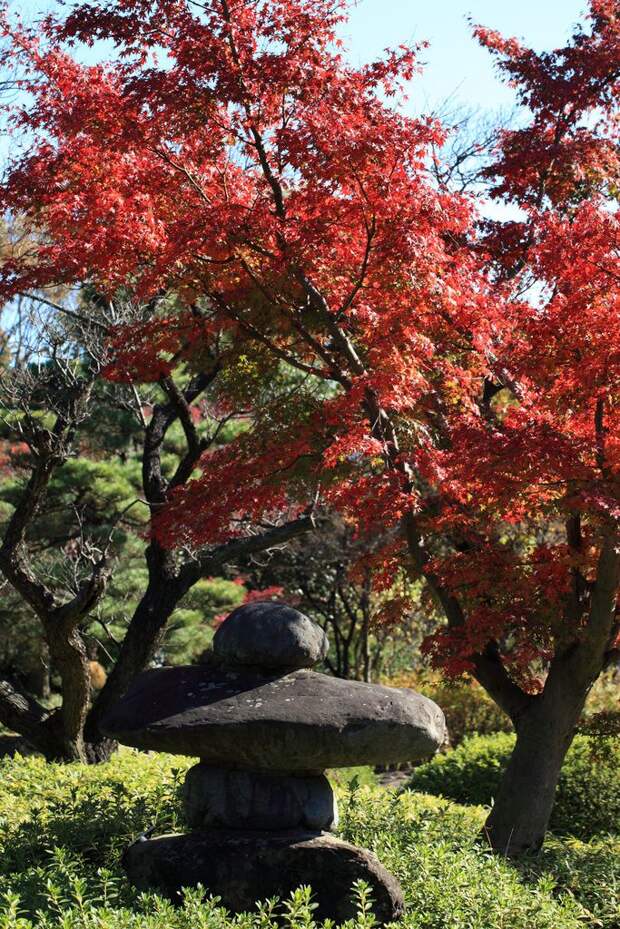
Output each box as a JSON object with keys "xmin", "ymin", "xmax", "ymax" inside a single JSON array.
[
  {"xmin": 0, "ymin": 752, "xmax": 617, "ymax": 928},
  {"xmin": 408, "ymin": 731, "xmax": 620, "ymax": 839}
]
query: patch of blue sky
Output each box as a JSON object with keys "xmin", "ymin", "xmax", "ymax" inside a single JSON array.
[
  {"xmin": 6, "ymin": 0, "xmax": 590, "ymax": 115},
  {"xmin": 345, "ymin": 0, "xmax": 587, "ymax": 115}
]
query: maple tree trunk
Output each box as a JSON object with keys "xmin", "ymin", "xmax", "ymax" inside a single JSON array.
[{"xmin": 483, "ymin": 665, "xmax": 589, "ymax": 856}]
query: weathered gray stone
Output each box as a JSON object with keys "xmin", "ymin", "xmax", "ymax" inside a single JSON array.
[
  {"xmin": 183, "ymin": 765, "xmax": 337, "ymax": 831},
  {"xmin": 213, "ymin": 602, "xmax": 328, "ymax": 669},
  {"xmin": 123, "ymin": 829, "xmax": 405, "ymax": 925},
  {"xmin": 102, "ymin": 665, "xmax": 446, "ymax": 769}
]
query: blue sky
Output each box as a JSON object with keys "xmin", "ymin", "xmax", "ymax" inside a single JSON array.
[
  {"xmin": 344, "ymin": 0, "xmax": 588, "ymax": 114},
  {"xmin": 12, "ymin": 0, "xmax": 590, "ymax": 117}
]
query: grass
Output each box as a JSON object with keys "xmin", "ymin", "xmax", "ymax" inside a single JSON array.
[{"xmin": 0, "ymin": 751, "xmax": 617, "ymax": 928}]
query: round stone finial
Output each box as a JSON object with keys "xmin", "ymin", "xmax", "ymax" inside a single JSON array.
[{"xmin": 212, "ymin": 601, "xmax": 328, "ymax": 670}]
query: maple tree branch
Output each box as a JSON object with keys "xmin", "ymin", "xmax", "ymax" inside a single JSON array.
[
  {"xmin": 589, "ymin": 260, "xmax": 620, "ymax": 284},
  {"xmin": 542, "ymin": 530, "xmax": 620, "ymax": 732},
  {"xmin": 337, "ymin": 214, "xmax": 376, "ymax": 317},
  {"xmin": 574, "ymin": 533, "xmax": 620, "ymax": 683},
  {"xmin": 231, "ymin": 309, "xmax": 332, "ymax": 380},
  {"xmin": 218, "ymin": 0, "xmax": 288, "ymax": 219},
  {"xmin": 294, "ymin": 267, "xmax": 368, "ymax": 379},
  {"xmin": 152, "ymin": 146, "xmax": 212, "ymax": 206},
  {"xmin": 563, "ymin": 513, "xmax": 589, "ymax": 631},
  {"xmin": 403, "ymin": 512, "xmax": 466, "ymax": 629},
  {"xmin": 249, "ymin": 125, "xmax": 286, "ymax": 218},
  {"xmin": 237, "ymin": 256, "xmax": 346, "ymax": 380},
  {"xmin": 595, "ymin": 396, "xmax": 607, "ymax": 474},
  {"xmin": 403, "ymin": 511, "xmax": 533, "ymax": 722},
  {"xmin": 471, "ymin": 644, "xmax": 535, "ymax": 723},
  {"xmin": 240, "ymin": 239, "xmax": 278, "ymax": 261}
]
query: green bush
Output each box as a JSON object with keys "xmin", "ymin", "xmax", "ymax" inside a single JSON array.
[
  {"xmin": 420, "ymin": 679, "xmax": 513, "ymax": 746},
  {"xmin": 341, "ymin": 787, "xmax": 618, "ymax": 929},
  {"xmin": 385, "ymin": 669, "xmax": 618, "ymax": 749},
  {"xmin": 329, "ymin": 766, "xmax": 378, "ymax": 789},
  {"xmin": 408, "ymin": 732, "xmax": 620, "ymax": 839},
  {"xmin": 385, "ymin": 672, "xmax": 513, "ymax": 746},
  {"xmin": 0, "ymin": 751, "xmax": 617, "ymax": 928}
]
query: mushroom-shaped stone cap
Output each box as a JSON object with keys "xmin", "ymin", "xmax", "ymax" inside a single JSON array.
[
  {"xmin": 101, "ymin": 666, "xmax": 447, "ymax": 770},
  {"xmin": 213, "ymin": 602, "xmax": 328, "ymax": 670}
]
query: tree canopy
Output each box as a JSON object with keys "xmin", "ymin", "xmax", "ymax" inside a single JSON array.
[{"xmin": 1, "ymin": 0, "xmax": 619, "ymax": 854}]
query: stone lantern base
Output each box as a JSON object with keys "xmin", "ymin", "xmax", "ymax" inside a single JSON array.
[{"xmin": 123, "ymin": 828, "xmax": 405, "ymax": 924}]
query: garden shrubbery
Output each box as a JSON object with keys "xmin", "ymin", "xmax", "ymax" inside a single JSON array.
[
  {"xmin": 0, "ymin": 751, "xmax": 618, "ymax": 929},
  {"xmin": 385, "ymin": 670, "xmax": 619, "ymax": 748},
  {"xmin": 385, "ymin": 672, "xmax": 513, "ymax": 746},
  {"xmin": 408, "ymin": 732, "xmax": 620, "ymax": 840}
]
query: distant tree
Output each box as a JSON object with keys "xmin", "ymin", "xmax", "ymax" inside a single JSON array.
[
  {"xmin": 0, "ymin": 296, "xmax": 310, "ymax": 762},
  {"xmin": 246, "ymin": 514, "xmax": 431, "ymax": 682},
  {"xmin": 1, "ymin": 0, "xmax": 619, "ymax": 855}
]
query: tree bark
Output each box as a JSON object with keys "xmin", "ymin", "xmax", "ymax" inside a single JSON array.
[
  {"xmin": 84, "ymin": 541, "xmax": 192, "ymax": 742},
  {"xmin": 0, "ymin": 676, "xmax": 56, "ymax": 755},
  {"xmin": 29, "ymin": 641, "xmax": 51, "ymax": 700},
  {"xmin": 482, "ymin": 671, "xmax": 586, "ymax": 855},
  {"xmin": 45, "ymin": 622, "xmax": 92, "ymax": 761}
]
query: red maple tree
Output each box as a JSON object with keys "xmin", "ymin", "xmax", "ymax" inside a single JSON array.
[{"xmin": 1, "ymin": 0, "xmax": 619, "ymax": 854}]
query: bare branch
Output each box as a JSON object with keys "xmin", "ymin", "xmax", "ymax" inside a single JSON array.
[
  {"xmin": 18, "ymin": 292, "xmax": 111, "ymax": 334},
  {"xmin": 184, "ymin": 513, "xmax": 316, "ymax": 584}
]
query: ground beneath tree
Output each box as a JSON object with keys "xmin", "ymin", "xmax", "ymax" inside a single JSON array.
[{"xmin": 374, "ymin": 765, "xmax": 414, "ymax": 789}]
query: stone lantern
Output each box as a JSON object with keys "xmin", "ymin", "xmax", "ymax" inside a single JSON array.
[{"xmin": 103, "ymin": 602, "xmax": 446, "ymax": 924}]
